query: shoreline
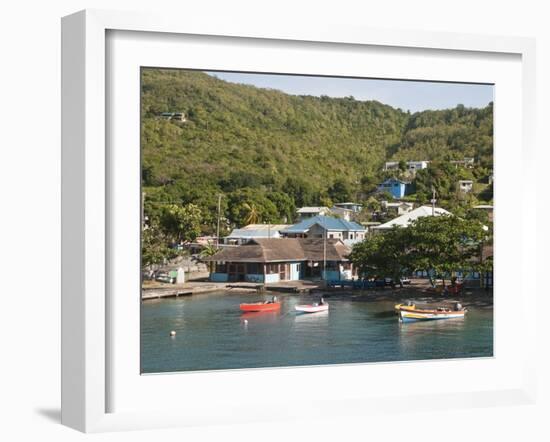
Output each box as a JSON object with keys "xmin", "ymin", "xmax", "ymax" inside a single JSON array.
[
  {"xmin": 316, "ymin": 288, "xmax": 493, "ymax": 309},
  {"xmin": 142, "ymin": 279, "xmax": 493, "ymax": 309}
]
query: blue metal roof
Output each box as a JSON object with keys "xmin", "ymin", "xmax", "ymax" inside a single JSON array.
[
  {"xmin": 379, "ymin": 177, "xmax": 409, "ymax": 185},
  {"xmin": 283, "ymin": 215, "xmax": 365, "ymax": 233}
]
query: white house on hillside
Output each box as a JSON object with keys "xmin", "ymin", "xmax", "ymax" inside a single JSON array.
[
  {"xmin": 372, "ymin": 206, "xmax": 451, "ymax": 231},
  {"xmin": 330, "ymin": 206, "xmax": 353, "ymax": 221},
  {"xmin": 451, "ymin": 158, "xmax": 475, "ymax": 168},
  {"xmin": 384, "ymin": 160, "xmax": 429, "ymax": 173},
  {"xmin": 296, "ymin": 206, "xmax": 330, "ymax": 221},
  {"xmin": 333, "ymin": 202, "xmax": 363, "ymax": 212},
  {"xmin": 382, "ymin": 201, "xmax": 414, "ymax": 215},
  {"xmin": 458, "ymin": 180, "xmax": 474, "ymax": 193}
]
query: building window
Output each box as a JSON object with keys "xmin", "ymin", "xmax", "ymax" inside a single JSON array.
[
  {"xmin": 247, "ymin": 263, "xmax": 261, "ymax": 274},
  {"xmin": 215, "ymin": 262, "xmax": 227, "ymax": 273},
  {"xmin": 325, "ymin": 261, "xmax": 339, "ymax": 271},
  {"xmin": 266, "ymin": 263, "xmax": 279, "ymax": 274}
]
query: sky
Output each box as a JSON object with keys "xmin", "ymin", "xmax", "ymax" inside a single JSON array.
[{"xmin": 206, "ymin": 71, "xmax": 493, "ymax": 113}]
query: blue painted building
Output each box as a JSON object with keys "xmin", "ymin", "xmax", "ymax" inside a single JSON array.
[
  {"xmin": 378, "ymin": 178, "xmax": 410, "ymax": 199},
  {"xmin": 281, "ymin": 215, "xmax": 366, "ymax": 241},
  {"xmin": 204, "ymin": 238, "xmax": 355, "ymax": 283}
]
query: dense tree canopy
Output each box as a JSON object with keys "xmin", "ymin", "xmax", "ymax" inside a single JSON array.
[{"xmin": 349, "ymin": 215, "xmax": 492, "ymax": 285}]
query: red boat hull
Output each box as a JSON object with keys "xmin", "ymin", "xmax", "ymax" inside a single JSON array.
[{"xmin": 240, "ymin": 302, "xmax": 281, "ymax": 312}]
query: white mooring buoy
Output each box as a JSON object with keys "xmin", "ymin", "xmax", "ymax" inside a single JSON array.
[{"xmin": 170, "ymin": 330, "xmax": 176, "ymax": 337}]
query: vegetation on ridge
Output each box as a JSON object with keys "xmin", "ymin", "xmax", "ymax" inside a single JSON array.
[{"xmin": 140, "ymin": 68, "xmax": 493, "ymax": 264}]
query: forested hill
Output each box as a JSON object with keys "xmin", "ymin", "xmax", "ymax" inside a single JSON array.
[{"xmin": 141, "ymin": 69, "xmax": 493, "ymax": 232}]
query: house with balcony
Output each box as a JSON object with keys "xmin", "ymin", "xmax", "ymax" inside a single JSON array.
[{"xmin": 281, "ymin": 215, "xmax": 366, "ymax": 242}]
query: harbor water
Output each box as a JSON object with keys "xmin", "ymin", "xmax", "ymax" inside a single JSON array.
[{"xmin": 141, "ymin": 291, "xmax": 493, "ymax": 373}]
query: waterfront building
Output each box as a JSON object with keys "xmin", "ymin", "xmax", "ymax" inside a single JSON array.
[
  {"xmin": 204, "ymin": 238, "xmax": 354, "ymax": 283},
  {"xmin": 281, "ymin": 215, "xmax": 366, "ymax": 241},
  {"xmin": 412, "ymin": 244, "xmax": 493, "ymax": 289}
]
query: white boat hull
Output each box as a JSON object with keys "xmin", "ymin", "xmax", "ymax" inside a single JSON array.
[{"xmin": 295, "ymin": 304, "xmax": 329, "ymax": 314}]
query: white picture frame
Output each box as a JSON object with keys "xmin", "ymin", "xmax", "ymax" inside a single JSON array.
[{"xmin": 61, "ymin": 9, "xmax": 537, "ymax": 433}]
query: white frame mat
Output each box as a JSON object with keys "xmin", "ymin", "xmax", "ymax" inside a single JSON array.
[{"xmin": 61, "ymin": 9, "xmax": 537, "ymax": 433}]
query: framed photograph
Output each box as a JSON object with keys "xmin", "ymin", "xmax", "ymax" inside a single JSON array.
[{"xmin": 61, "ymin": 9, "xmax": 537, "ymax": 432}]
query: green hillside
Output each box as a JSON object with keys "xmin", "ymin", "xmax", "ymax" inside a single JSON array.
[{"xmin": 141, "ymin": 68, "xmax": 493, "ymax": 234}]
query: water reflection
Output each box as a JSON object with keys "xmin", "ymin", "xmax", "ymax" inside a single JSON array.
[
  {"xmin": 240, "ymin": 310, "xmax": 281, "ymax": 324},
  {"xmin": 294, "ymin": 310, "xmax": 329, "ymax": 322},
  {"xmin": 397, "ymin": 316, "xmax": 471, "ymax": 359},
  {"xmin": 398, "ymin": 316, "xmax": 466, "ymax": 335}
]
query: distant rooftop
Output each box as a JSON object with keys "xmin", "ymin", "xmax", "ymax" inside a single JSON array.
[
  {"xmin": 240, "ymin": 224, "xmax": 290, "ymax": 231},
  {"xmin": 380, "ymin": 177, "xmax": 411, "ymax": 185},
  {"xmin": 384, "ymin": 201, "xmax": 414, "ymax": 207},
  {"xmin": 296, "ymin": 206, "xmax": 329, "ymax": 213},
  {"xmin": 227, "ymin": 228, "xmax": 284, "ymax": 239}
]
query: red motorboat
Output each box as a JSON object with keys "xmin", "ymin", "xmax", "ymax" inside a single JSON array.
[{"xmin": 239, "ymin": 301, "xmax": 281, "ymax": 312}]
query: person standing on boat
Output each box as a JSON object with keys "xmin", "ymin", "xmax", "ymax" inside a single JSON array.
[
  {"xmin": 319, "ymin": 297, "xmax": 325, "ymax": 305},
  {"xmin": 270, "ymin": 296, "xmax": 278, "ymax": 304}
]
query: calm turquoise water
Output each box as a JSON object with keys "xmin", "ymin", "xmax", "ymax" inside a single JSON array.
[{"xmin": 141, "ymin": 291, "xmax": 493, "ymax": 373}]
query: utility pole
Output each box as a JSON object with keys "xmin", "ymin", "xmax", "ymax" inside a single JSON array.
[
  {"xmin": 216, "ymin": 194, "xmax": 222, "ymax": 249},
  {"xmin": 141, "ymin": 191, "xmax": 145, "ymax": 228},
  {"xmin": 323, "ymin": 217, "xmax": 327, "ymax": 281},
  {"xmin": 430, "ymin": 186, "xmax": 437, "ymax": 216}
]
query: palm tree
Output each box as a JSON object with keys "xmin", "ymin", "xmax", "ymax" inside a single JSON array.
[
  {"xmin": 200, "ymin": 242, "xmax": 219, "ymax": 273},
  {"xmin": 243, "ymin": 202, "xmax": 260, "ymax": 225}
]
